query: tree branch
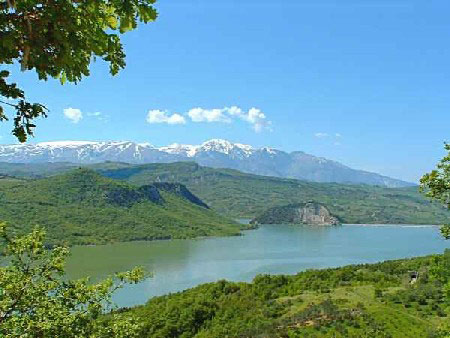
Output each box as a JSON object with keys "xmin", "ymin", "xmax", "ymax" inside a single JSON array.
[{"xmin": 0, "ymin": 99, "xmax": 17, "ymax": 108}]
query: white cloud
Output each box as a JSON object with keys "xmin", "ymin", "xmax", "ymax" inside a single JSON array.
[
  {"xmin": 145, "ymin": 105, "xmax": 272, "ymax": 132},
  {"xmin": 314, "ymin": 132, "xmax": 329, "ymax": 138},
  {"xmin": 225, "ymin": 106, "xmax": 272, "ymax": 132},
  {"xmin": 146, "ymin": 110, "xmax": 186, "ymax": 125},
  {"xmin": 335, "ymin": 133, "xmax": 342, "ymax": 137},
  {"xmin": 63, "ymin": 108, "xmax": 83, "ymax": 124},
  {"xmin": 186, "ymin": 106, "xmax": 272, "ymax": 132},
  {"xmin": 242, "ymin": 107, "xmax": 272, "ymax": 132},
  {"xmin": 188, "ymin": 108, "xmax": 231, "ymax": 123}
]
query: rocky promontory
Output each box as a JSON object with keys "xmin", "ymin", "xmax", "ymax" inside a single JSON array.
[{"xmin": 251, "ymin": 202, "xmax": 340, "ymax": 226}]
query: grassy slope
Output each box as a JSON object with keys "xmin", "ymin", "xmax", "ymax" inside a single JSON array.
[
  {"xmin": 120, "ymin": 252, "xmax": 450, "ymax": 337},
  {"xmin": 96, "ymin": 162, "xmax": 450, "ymax": 224},
  {"xmin": 0, "ymin": 169, "xmax": 244, "ymax": 246}
]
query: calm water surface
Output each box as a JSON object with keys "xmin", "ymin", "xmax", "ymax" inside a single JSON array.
[{"xmin": 66, "ymin": 224, "xmax": 449, "ymax": 307}]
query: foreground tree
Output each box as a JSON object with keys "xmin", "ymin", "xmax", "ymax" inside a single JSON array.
[
  {"xmin": 0, "ymin": 0, "xmax": 158, "ymax": 141},
  {"xmin": 421, "ymin": 143, "xmax": 450, "ymax": 331},
  {"xmin": 0, "ymin": 223, "xmax": 145, "ymax": 337},
  {"xmin": 420, "ymin": 143, "xmax": 450, "ymax": 239}
]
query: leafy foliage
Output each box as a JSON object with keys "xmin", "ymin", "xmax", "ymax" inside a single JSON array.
[
  {"xmin": 0, "ymin": 223, "xmax": 145, "ymax": 337},
  {"xmin": 421, "ymin": 143, "xmax": 450, "ymax": 239},
  {"xmin": 121, "ymin": 252, "xmax": 450, "ymax": 337},
  {"xmin": 0, "ymin": 169, "xmax": 245, "ymax": 246},
  {"xmin": 0, "ymin": 0, "xmax": 158, "ymax": 141},
  {"xmin": 0, "ymin": 69, "xmax": 48, "ymax": 142}
]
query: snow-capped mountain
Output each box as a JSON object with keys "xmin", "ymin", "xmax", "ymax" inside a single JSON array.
[{"xmin": 0, "ymin": 139, "xmax": 414, "ymax": 187}]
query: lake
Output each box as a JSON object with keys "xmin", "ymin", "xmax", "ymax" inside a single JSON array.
[{"xmin": 66, "ymin": 224, "xmax": 449, "ymax": 308}]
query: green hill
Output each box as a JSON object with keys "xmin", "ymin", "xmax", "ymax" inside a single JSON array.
[
  {"xmin": 95, "ymin": 162, "xmax": 450, "ymax": 225},
  {"xmin": 0, "ymin": 169, "xmax": 245, "ymax": 246},
  {"xmin": 118, "ymin": 251, "xmax": 450, "ymax": 337},
  {"xmin": 0, "ymin": 161, "xmax": 448, "ymax": 224}
]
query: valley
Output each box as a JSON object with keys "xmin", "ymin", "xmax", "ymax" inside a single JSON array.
[
  {"xmin": 0, "ymin": 152, "xmax": 448, "ymax": 337},
  {"xmin": 0, "ymin": 161, "xmax": 448, "ymax": 337},
  {"xmin": 1, "ymin": 1, "xmax": 449, "ymax": 336}
]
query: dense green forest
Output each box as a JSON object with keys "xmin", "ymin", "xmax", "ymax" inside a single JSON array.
[
  {"xmin": 96, "ymin": 162, "xmax": 449, "ymax": 224},
  {"xmin": 116, "ymin": 251, "xmax": 450, "ymax": 337},
  {"xmin": 0, "ymin": 161, "xmax": 448, "ymax": 224},
  {"xmin": 0, "ymin": 169, "xmax": 246, "ymax": 246}
]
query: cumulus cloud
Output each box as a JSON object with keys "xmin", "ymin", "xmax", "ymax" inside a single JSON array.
[
  {"xmin": 146, "ymin": 110, "xmax": 186, "ymax": 125},
  {"xmin": 239, "ymin": 107, "xmax": 272, "ymax": 132},
  {"xmin": 314, "ymin": 132, "xmax": 329, "ymax": 138},
  {"xmin": 63, "ymin": 108, "xmax": 83, "ymax": 124},
  {"xmin": 188, "ymin": 108, "xmax": 231, "ymax": 123},
  {"xmin": 144, "ymin": 105, "xmax": 272, "ymax": 132},
  {"xmin": 187, "ymin": 106, "xmax": 272, "ymax": 132}
]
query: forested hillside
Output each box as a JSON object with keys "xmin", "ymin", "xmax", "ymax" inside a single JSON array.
[
  {"xmin": 0, "ymin": 161, "xmax": 448, "ymax": 224},
  {"xmin": 97, "ymin": 162, "xmax": 450, "ymax": 225},
  {"xmin": 119, "ymin": 251, "xmax": 450, "ymax": 337},
  {"xmin": 0, "ymin": 169, "xmax": 245, "ymax": 246}
]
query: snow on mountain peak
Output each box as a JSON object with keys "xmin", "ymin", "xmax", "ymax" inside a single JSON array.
[
  {"xmin": 199, "ymin": 139, "xmax": 234, "ymax": 153},
  {"xmin": 197, "ymin": 139, "xmax": 255, "ymax": 157},
  {"xmin": 0, "ymin": 139, "xmax": 264, "ymax": 161},
  {"xmin": 261, "ymin": 146, "xmax": 277, "ymax": 155},
  {"xmin": 158, "ymin": 143, "xmax": 198, "ymax": 157},
  {"xmin": 18, "ymin": 141, "xmax": 99, "ymax": 149},
  {"xmin": 0, "ymin": 138, "xmax": 412, "ymax": 187},
  {"xmin": 137, "ymin": 142, "xmax": 154, "ymax": 148}
]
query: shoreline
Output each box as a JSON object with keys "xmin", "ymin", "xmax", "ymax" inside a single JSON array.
[{"xmin": 71, "ymin": 223, "xmax": 442, "ymax": 249}]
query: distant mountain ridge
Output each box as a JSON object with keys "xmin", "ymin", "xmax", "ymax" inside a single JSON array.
[{"xmin": 0, "ymin": 139, "xmax": 413, "ymax": 187}]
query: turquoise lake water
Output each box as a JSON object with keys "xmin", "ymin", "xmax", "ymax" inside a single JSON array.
[{"xmin": 66, "ymin": 224, "xmax": 449, "ymax": 308}]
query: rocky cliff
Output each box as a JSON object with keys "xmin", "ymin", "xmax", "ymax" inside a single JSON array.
[
  {"xmin": 153, "ymin": 182, "xmax": 209, "ymax": 208},
  {"xmin": 251, "ymin": 202, "xmax": 340, "ymax": 225}
]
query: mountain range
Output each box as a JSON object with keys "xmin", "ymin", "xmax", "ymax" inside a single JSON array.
[{"xmin": 0, "ymin": 139, "xmax": 413, "ymax": 187}]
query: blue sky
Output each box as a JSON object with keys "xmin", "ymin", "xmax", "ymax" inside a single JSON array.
[{"xmin": 1, "ymin": 0, "xmax": 449, "ymax": 182}]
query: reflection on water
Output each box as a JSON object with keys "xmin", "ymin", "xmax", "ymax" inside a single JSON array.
[{"xmin": 66, "ymin": 224, "xmax": 449, "ymax": 307}]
